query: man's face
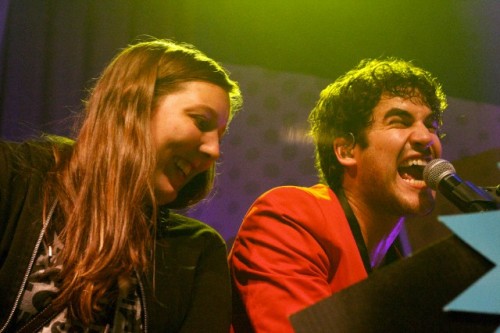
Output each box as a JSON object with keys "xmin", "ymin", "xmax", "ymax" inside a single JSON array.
[{"xmin": 349, "ymin": 93, "xmax": 442, "ymax": 217}]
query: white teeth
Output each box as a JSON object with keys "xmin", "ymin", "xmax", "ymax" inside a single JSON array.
[
  {"xmin": 175, "ymin": 159, "xmax": 192, "ymax": 176},
  {"xmin": 399, "ymin": 159, "xmax": 427, "ymax": 167},
  {"xmin": 399, "ymin": 158, "xmax": 427, "ymax": 186},
  {"xmin": 401, "ymin": 178, "xmax": 426, "ymax": 186}
]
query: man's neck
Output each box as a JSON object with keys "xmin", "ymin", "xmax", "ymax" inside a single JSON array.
[{"xmin": 343, "ymin": 189, "xmax": 405, "ymax": 268}]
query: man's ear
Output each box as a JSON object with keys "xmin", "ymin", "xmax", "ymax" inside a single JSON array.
[{"xmin": 333, "ymin": 136, "xmax": 356, "ymax": 166}]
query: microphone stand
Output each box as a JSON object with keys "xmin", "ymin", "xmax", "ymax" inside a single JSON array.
[
  {"xmin": 439, "ymin": 179, "xmax": 499, "ymax": 212},
  {"xmin": 481, "ymin": 184, "xmax": 500, "ymax": 207}
]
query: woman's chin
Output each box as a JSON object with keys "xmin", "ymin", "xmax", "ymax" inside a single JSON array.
[{"xmin": 155, "ymin": 189, "xmax": 178, "ymax": 206}]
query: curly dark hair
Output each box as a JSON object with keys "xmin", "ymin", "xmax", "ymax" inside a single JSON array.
[{"xmin": 308, "ymin": 57, "xmax": 447, "ymax": 190}]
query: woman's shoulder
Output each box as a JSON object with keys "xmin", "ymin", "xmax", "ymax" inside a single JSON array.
[
  {"xmin": 1, "ymin": 136, "xmax": 74, "ymax": 171},
  {"xmin": 159, "ymin": 210, "xmax": 225, "ymax": 245}
]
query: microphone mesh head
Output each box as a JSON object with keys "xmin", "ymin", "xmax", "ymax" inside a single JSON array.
[{"xmin": 423, "ymin": 159, "xmax": 456, "ymax": 190}]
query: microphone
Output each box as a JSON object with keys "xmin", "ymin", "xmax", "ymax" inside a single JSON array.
[{"xmin": 423, "ymin": 158, "xmax": 499, "ymax": 213}]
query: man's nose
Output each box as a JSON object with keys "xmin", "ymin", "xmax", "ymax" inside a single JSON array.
[{"xmin": 410, "ymin": 122, "xmax": 435, "ymax": 150}]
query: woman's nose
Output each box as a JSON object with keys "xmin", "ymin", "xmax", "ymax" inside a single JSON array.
[{"xmin": 200, "ymin": 131, "xmax": 221, "ymax": 160}]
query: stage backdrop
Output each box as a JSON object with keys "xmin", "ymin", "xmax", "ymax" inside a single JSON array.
[
  {"xmin": 1, "ymin": 0, "xmax": 499, "ymax": 253},
  {"xmin": 184, "ymin": 64, "xmax": 500, "ymax": 252}
]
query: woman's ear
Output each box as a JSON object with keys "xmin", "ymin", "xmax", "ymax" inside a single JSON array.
[{"xmin": 333, "ymin": 135, "xmax": 356, "ymax": 166}]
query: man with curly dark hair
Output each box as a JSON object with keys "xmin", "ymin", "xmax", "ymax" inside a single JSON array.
[{"xmin": 229, "ymin": 57, "xmax": 447, "ymax": 332}]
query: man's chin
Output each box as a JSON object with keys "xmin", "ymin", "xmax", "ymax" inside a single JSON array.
[{"xmin": 410, "ymin": 199, "xmax": 436, "ymax": 217}]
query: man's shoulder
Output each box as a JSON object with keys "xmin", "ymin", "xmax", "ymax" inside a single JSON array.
[{"xmin": 259, "ymin": 183, "xmax": 336, "ymax": 203}]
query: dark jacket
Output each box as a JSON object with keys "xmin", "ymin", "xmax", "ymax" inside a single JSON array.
[{"xmin": 0, "ymin": 140, "xmax": 231, "ymax": 332}]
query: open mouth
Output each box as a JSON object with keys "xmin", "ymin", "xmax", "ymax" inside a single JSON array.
[
  {"xmin": 175, "ymin": 158, "xmax": 192, "ymax": 178},
  {"xmin": 398, "ymin": 159, "xmax": 427, "ymax": 185}
]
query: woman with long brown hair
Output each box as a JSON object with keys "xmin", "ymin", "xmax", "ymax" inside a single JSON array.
[{"xmin": 0, "ymin": 38, "xmax": 242, "ymax": 332}]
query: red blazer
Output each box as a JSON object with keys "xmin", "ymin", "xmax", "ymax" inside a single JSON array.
[{"xmin": 229, "ymin": 184, "xmax": 369, "ymax": 332}]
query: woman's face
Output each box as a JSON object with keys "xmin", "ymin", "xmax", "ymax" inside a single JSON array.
[{"xmin": 150, "ymin": 81, "xmax": 230, "ymax": 205}]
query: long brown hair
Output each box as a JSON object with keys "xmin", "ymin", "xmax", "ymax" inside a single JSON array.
[{"xmin": 45, "ymin": 39, "xmax": 242, "ymax": 323}]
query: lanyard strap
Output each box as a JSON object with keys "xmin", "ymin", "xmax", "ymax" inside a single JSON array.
[{"xmin": 335, "ymin": 188, "xmax": 373, "ymax": 274}]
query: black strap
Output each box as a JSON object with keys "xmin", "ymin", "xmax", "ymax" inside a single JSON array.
[
  {"xmin": 15, "ymin": 303, "xmax": 59, "ymax": 333},
  {"xmin": 335, "ymin": 188, "xmax": 373, "ymax": 274}
]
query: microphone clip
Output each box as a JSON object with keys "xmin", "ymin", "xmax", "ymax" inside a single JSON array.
[{"xmin": 440, "ymin": 176, "xmax": 499, "ymax": 213}]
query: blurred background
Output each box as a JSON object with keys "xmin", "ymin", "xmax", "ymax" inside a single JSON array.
[{"xmin": 1, "ymin": 0, "xmax": 499, "ymax": 253}]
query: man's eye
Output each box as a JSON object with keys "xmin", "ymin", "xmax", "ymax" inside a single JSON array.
[
  {"xmin": 426, "ymin": 121, "xmax": 439, "ymax": 133},
  {"xmin": 427, "ymin": 125, "xmax": 438, "ymax": 133},
  {"xmin": 389, "ymin": 117, "xmax": 409, "ymax": 127}
]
